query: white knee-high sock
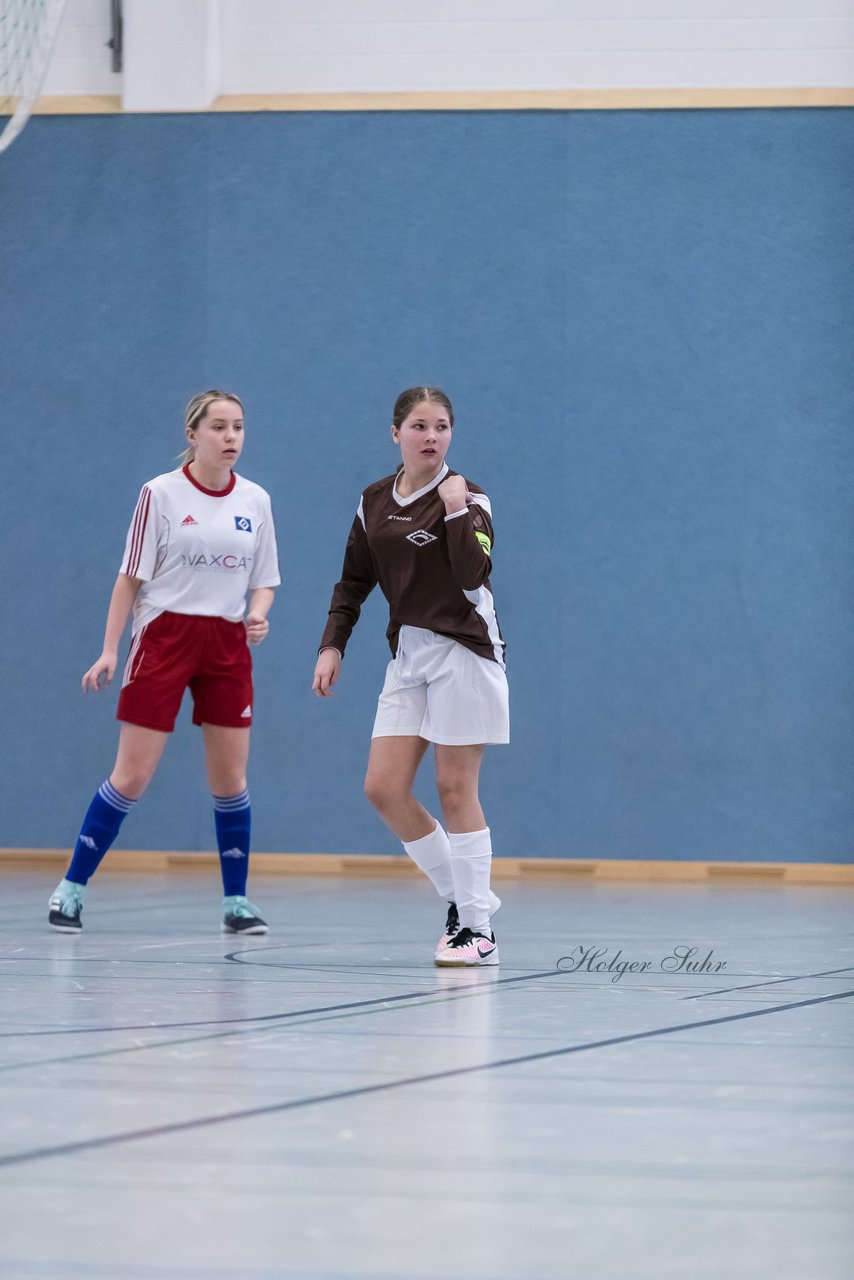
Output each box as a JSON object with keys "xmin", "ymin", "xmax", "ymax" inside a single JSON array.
[
  {"xmin": 448, "ymin": 827, "xmax": 493, "ymax": 932},
  {"xmin": 402, "ymin": 822, "xmax": 454, "ymax": 900}
]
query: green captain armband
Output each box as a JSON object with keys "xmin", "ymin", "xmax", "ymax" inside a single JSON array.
[{"xmin": 474, "ymin": 531, "xmax": 492, "ymax": 555}]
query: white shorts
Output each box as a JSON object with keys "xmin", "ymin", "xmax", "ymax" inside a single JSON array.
[{"xmin": 372, "ymin": 626, "xmax": 510, "ymax": 746}]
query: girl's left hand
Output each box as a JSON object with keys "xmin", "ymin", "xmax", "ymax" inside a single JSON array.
[{"xmin": 244, "ymin": 611, "xmax": 269, "ymax": 645}]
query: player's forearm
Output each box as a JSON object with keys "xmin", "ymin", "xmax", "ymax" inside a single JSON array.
[
  {"xmin": 319, "ymin": 608, "xmax": 358, "ymax": 659},
  {"xmin": 445, "ymin": 515, "xmax": 493, "ymax": 590},
  {"xmin": 248, "ymin": 587, "xmax": 276, "ymax": 619},
  {"xmin": 102, "ymin": 573, "xmax": 142, "ymax": 654},
  {"xmin": 319, "ymin": 523, "xmax": 377, "ymax": 656},
  {"xmin": 320, "ymin": 580, "xmax": 375, "ymax": 656}
]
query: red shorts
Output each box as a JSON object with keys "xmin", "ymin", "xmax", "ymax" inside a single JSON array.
[{"xmin": 117, "ymin": 612, "xmax": 253, "ymax": 733}]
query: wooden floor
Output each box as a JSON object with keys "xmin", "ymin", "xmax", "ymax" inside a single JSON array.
[{"xmin": 1, "ymin": 869, "xmax": 852, "ymax": 1279}]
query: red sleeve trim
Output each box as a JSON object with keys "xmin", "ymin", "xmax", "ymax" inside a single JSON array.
[
  {"xmin": 127, "ymin": 486, "xmax": 152, "ymax": 578},
  {"xmin": 182, "ymin": 463, "xmax": 237, "ymax": 497}
]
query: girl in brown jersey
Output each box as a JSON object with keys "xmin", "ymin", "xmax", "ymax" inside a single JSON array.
[{"xmin": 313, "ymin": 387, "xmax": 508, "ymax": 966}]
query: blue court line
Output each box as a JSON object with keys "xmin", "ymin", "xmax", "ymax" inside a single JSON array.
[
  {"xmin": 681, "ymin": 964, "xmax": 854, "ymax": 1001},
  {"xmin": 1, "ymin": 986, "xmax": 851, "ymax": 1169},
  {"xmin": 0, "ymin": 966, "xmax": 557, "ymax": 1039}
]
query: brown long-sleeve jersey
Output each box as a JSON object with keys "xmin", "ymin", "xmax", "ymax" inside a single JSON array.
[{"xmin": 319, "ymin": 464, "xmax": 505, "ymax": 665}]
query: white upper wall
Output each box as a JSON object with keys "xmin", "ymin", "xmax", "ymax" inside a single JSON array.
[
  {"xmin": 43, "ymin": 0, "xmax": 118, "ymax": 95},
  {"xmin": 43, "ymin": 0, "xmax": 854, "ymax": 98},
  {"xmin": 219, "ymin": 0, "xmax": 854, "ymax": 93}
]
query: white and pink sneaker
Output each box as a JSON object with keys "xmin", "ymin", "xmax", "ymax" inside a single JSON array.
[
  {"xmin": 435, "ymin": 927, "xmax": 499, "ymax": 967},
  {"xmin": 434, "ymin": 892, "xmax": 501, "ymax": 960},
  {"xmin": 436, "ymin": 901, "xmax": 460, "ymax": 955}
]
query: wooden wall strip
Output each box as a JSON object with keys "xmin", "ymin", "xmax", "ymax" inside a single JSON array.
[
  {"xmin": 32, "ymin": 95, "xmax": 123, "ymax": 114},
  {"xmin": 3, "ymin": 848, "xmax": 851, "ymax": 884},
  {"xmin": 29, "ymin": 87, "xmax": 854, "ymax": 116}
]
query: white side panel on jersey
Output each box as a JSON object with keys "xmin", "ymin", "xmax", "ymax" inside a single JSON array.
[
  {"xmin": 464, "ymin": 585, "xmax": 505, "ymax": 668},
  {"xmin": 468, "ymin": 492, "xmax": 493, "ymax": 519}
]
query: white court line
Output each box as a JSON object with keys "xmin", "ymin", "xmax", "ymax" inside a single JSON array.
[{"xmin": 134, "ymin": 938, "xmax": 230, "ymax": 950}]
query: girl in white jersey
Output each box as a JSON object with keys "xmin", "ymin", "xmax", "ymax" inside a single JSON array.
[
  {"xmin": 313, "ymin": 386, "xmax": 509, "ymax": 967},
  {"xmin": 48, "ymin": 391, "xmax": 280, "ymax": 934}
]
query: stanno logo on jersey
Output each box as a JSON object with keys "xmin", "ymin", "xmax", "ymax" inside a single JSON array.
[
  {"xmin": 181, "ymin": 514, "xmax": 198, "ymax": 526},
  {"xmin": 234, "ymin": 516, "xmax": 252, "ymax": 532},
  {"xmin": 406, "ymin": 530, "xmax": 438, "ymax": 547},
  {"xmin": 387, "ymin": 514, "xmax": 413, "ymax": 522}
]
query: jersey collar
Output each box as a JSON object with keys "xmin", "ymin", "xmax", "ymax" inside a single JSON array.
[
  {"xmin": 182, "ymin": 463, "xmax": 237, "ymax": 497},
  {"xmin": 392, "ymin": 462, "xmax": 449, "ymax": 508}
]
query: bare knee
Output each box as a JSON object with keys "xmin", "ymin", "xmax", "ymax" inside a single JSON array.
[
  {"xmin": 112, "ymin": 726, "xmax": 169, "ymax": 801},
  {"xmin": 436, "ymin": 771, "xmax": 482, "ymax": 830},
  {"xmin": 436, "ymin": 777, "xmax": 466, "ymax": 819},
  {"xmin": 364, "ymin": 771, "xmax": 407, "ymax": 815},
  {"xmin": 209, "ymin": 770, "xmax": 248, "ymax": 797},
  {"xmin": 363, "ymin": 773, "xmax": 389, "ymax": 813},
  {"xmin": 109, "ymin": 768, "xmax": 152, "ymax": 800}
]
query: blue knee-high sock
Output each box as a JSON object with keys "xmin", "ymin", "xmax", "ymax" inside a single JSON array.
[
  {"xmin": 214, "ymin": 790, "xmax": 251, "ymax": 896},
  {"xmin": 66, "ymin": 780, "xmax": 138, "ymax": 885}
]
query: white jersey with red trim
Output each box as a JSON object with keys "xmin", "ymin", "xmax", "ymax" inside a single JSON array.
[{"xmin": 120, "ymin": 465, "xmax": 280, "ymax": 634}]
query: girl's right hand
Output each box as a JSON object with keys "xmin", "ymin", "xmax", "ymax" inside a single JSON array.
[
  {"xmin": 82, "ymin": 652, "xmax": 117, "ymax": 693},
  {"xmin": 312, "ymin": 648, "xmax": 341, "ymax": 697}
]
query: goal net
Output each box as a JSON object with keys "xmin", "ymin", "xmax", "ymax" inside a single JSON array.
[{"xmin": 0, "ymin": 0, "xmax": 68, "ymax": 154}]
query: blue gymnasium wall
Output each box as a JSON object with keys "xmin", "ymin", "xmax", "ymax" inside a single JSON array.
[{"xmin": 1, "ymin": 109, "xmax": 853, "ymax": 862}]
